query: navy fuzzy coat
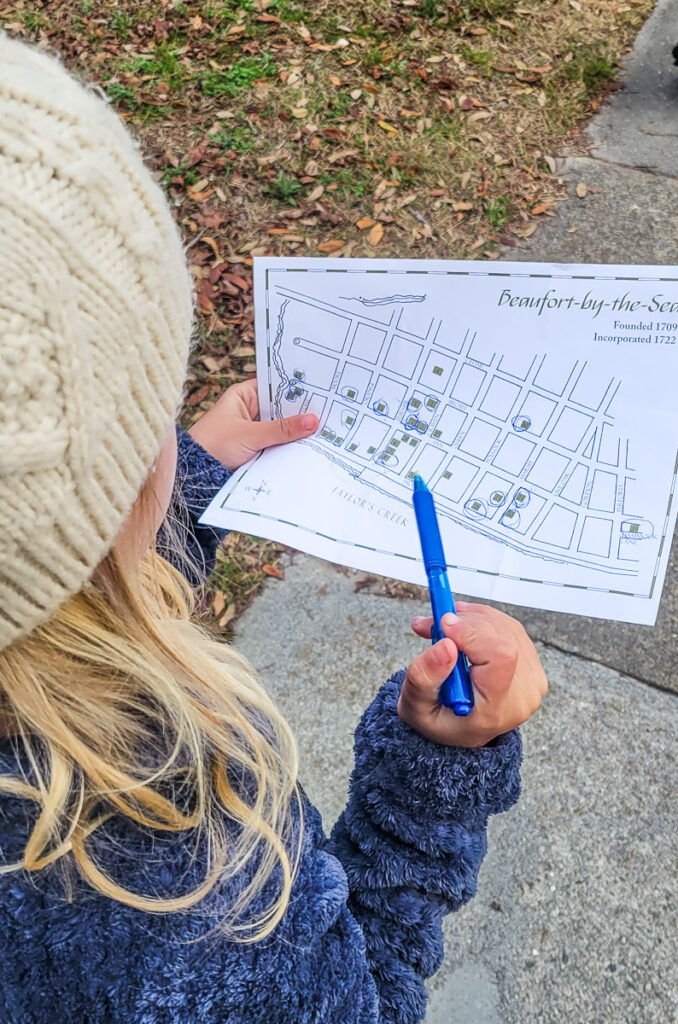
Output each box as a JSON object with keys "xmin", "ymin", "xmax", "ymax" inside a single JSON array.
[{"xmin": 0, "ymin": 430, "xmax": 521, "ymax": 1023}]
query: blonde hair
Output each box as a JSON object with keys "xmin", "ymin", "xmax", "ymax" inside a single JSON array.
[{"xmin": 0, "ymin": 538, "xmax": 302, "ymax": 942}]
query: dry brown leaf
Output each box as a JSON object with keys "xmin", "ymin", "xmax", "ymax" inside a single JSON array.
[
  {"xmin": 531, "ymin": 203, "xmax": 551, "ymax": 216},
  {"xmin": 213, "ymin": 591, "xmax": 226, "ymax": 617},
  {"xmin": 220, "ymin": 602, "xmax": 238, "ymax": 626},
  {"xmin": 327, "ymin": 147, "xmax": 359, "ymax": 164},
  {"xmin": 307, "ymin": 184, "xmax": 324, "ymax": 202},
  {"xmin": 576, "ymin": 182, "xmax": 588, "ymax": 198},
  {"xmin": 187, "ymin": 385, "xmax": 210, "ymax": 406},
  {"xmin": 187, "ymin": 187, "xmax": 214, "ymax": 202},
  {"xmin": 317, "ymin": 238, "xmax": 345, "ymax": 253},
  {"xmin": 356, "ymin": 217, "xmax": 375, "ymax": 229},
  {"xmin": 200, "ymin": 236, "xmax": 220, "ymax": 259},
  {"xmin": 202, "ymin": 356, "xmax": 224, "ymax": 373},
  {"xmin": 368, "ymin": 222, "xmax": 384, "ymax": 245},
  {"xmin": 189, "ymin": 177, "xmax": 210, "ymax": 192},
  {"xmin": 218, "ymin": 603, "xmax": 236, "ymax": 628},
  {"xmin": 263, "ymin": 564, "xmax": 284, "ymax": 579}
]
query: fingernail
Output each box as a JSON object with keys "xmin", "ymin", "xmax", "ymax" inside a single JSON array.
[
  {"xmin": 412, "ymin": 616, "xmax": 426, "ymax": 625},
  {"xmin": 442, "ymin": 612, "xmax": 459, "ymax": 627},
  {"xmin": 433, "ymin": 638, "xmax": 454, "ymax": 665},
  {"xmin": 301, "ymin": 414, "xmax": 317, "ymax": 431}
]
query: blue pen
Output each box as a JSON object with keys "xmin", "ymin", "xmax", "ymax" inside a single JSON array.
[{"xmin": 412, "ymin": 475, "xmax": 474, "ymax": 716}]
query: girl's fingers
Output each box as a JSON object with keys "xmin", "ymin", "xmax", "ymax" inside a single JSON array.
[
  {"xmin": 411, "ymin": 616, "xmax": 434, "ymax": 639},
  {"xmin": 244, "ymin": 413, "xmax": 319, "ymax": 451},
  {"xmin": 238, "ymin": 377, "xmax": 260, "ymax": 418},
  {"xmin": 440, "ymin": 612, "xmax": 517, "ymax": 701}
]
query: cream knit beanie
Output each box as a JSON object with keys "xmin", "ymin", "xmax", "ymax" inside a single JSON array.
[{"xmin": 0, "ymin": 35, "xmax": 194, "ymax": 652}]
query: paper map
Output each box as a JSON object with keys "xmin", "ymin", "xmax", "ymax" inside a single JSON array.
[{"xmin": 200, "ymin": 258, "xmax": 678, "ymax": 624}]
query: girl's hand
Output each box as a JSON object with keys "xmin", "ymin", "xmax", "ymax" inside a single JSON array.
[
  {"xmin": 188, "ymin": 378, "xmax": 318, "ymax": 471},
  {"xmin": 398, "ymin": 602, "xmax": 548, "ymax": 748}
]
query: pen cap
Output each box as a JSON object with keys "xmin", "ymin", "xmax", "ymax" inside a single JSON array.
[{"xmin": 413, "ymin": 486, "xmax": 447, "ymax": 569}]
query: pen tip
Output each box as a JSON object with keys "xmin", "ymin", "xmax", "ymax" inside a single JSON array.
[{"xmin": 412, "ymin": 475, "xmax": 426, "ymax": 492}]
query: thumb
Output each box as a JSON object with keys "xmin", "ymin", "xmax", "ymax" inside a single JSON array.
[
  {"xmin": 404, "ymin": 638, "xmax": 459, "ymax": 704},
  {"xmin": 247, "ymin": 412, "xmax": 318, "ymax": 451},
  {"xmin": 440, "ymin": 612, "xmax": 516, "ymax": 700}
]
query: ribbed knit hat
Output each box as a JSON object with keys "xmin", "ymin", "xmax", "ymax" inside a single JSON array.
[{"xmin": 0, "ymin": 35, "xmax": 194, "ymax": 652}]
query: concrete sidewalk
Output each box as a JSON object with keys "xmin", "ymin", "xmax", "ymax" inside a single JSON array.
[{"xmin": 235, "ymin": 4, "xmax": 678, "ymax": 1021}]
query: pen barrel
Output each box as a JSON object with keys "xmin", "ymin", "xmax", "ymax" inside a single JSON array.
[
  {"xmin": 427, "ymin": 567, "xmax": 474, "ymax": 715},
  {"xmin": 412, "ymin": 488, "xmax": 446, "ymax": 569},
  {"xmin": 413, "ymin": 480, "xmax": 474, "ymax": 716}
]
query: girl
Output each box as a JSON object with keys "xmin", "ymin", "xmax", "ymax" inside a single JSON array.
[{"xmin": 0, "ymin": 36, "xmax": 547, "ymax": 1024}]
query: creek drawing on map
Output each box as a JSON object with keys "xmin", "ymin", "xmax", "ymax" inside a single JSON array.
[{"xmin": 270, "ymin": 284, "xmax": 651, "ymax": 578}]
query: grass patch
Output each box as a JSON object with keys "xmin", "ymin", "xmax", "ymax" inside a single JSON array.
[
  {"xmin": 267, "ymin": 0, "xmax": 305, "ymax": 22},
  {"xmin": 461, "ymin": 0, "xmax": 517, "ymax": 17},
  {"xmin": 209, "ymin": 125, "xmax": 255, "ymax": 154},
  {"xmin": 581, "ymin": 55, "xmax": 618, "ymax": 97},
  {"xmin": 486, "ymin": 196, "xmax": 513, "ymax": 230},
  {"xmin": 121, "ymin": 42, "xmax": 184, "ymax": 90},
  {"xmin": 317, "ymin": 170, "xmax": 372, "ymax": 198},
  {"xmin": 110, "ymin": 9, "xmax": 133, "ymax": 40},
  {"xmin": 162, "ymin": 163, "xmax": 201, "ymax": 186},
  {"xmin": 199, "ymin": 53, "xmax": 277, "ymax": 96},
  {"xmin": 105, "ymin": 82, "xmax": 137, "ymax": 106},
  {"xmin": 459, "ymin": 44, "xmax": 494, "ymax": 75},
  {"xmin": 561, "ymin": 45, "xmax": 618, "ymax": 97},
  {"xmin": 264, "ymin": 170, "xmax": 303, "ymax": 205}
]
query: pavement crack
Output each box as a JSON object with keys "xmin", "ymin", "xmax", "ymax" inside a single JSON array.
[
  {"xmin": 639, "ymin": 129, "xmax": 678, "ymax": 138},
  {"xmin": 583, "ymin": 152, "xmax": 678, "ymax": 180},
  {"xmin": 534, "ymin": 638, "xmax": 678, "ymax": 700}
]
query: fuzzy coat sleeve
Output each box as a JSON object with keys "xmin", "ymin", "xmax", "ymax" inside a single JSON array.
[{"xmin": 328, "ymin": 671, "xmax": 522, "ymax": 1023}]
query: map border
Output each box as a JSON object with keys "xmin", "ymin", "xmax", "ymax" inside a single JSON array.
[{"xmin": 230, "ymin": 265, "xmax": 678, "ymax": 604}]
